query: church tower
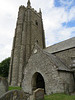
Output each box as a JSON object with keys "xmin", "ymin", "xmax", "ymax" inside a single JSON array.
[{"xmin": 8, "ymin": 0, "xmax": 45, "ymax": 86}]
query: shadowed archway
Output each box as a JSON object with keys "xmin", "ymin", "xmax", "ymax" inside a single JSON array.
[{"xmin": 31, "ymin": 72, "xmax": 45, "ymax": 93}]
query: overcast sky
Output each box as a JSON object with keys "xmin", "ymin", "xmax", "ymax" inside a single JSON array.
[{"xmin": 0, "ymin": 0, "xmax": 75, "ymax": 62}]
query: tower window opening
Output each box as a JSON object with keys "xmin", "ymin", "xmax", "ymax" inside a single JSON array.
[
  {"xmin": 36, "ymin": 40, "xmax": 38, "ymax": 43},
  {"xmin": 35, "ymin": 20, "xmax": 38, "ymax": 26}
]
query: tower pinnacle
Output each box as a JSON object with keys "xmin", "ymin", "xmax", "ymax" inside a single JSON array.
[{"xmin": 27, "ymin": 0, "xmax": 31, "ymax": 8}]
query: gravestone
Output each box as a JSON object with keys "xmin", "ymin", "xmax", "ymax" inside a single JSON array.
[
  {"xmin": 33, "ymin": 88, "xmax": 44, "ymax": 100},
  {"xmin": 0, "ymin": 77, "xmax": 8, "ymax": 97},
  {"xmin": 0, "ymin": 90, "xmax": 30, "ymax": 100}
]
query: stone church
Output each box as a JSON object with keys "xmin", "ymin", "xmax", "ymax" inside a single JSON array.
[{"xmin": 8, "ymin": 0, "xmax": 75, "ymax": 95}]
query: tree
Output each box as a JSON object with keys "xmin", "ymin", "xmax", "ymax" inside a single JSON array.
[{"xmin": 0, "ymin": 57, "xmax": 10, "ymax": 77}]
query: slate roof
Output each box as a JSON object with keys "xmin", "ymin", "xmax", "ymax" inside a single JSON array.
[
  {"xmin": 34, "ymin": 43, "xmax": 71, "ymax": 72},
  {"xmin": 44, "ymin": 37, "xmax": 75, "ymax": 53},
  {"xmin": 43, "ymin": 50, "xmax": 71, "ymax": 72}
]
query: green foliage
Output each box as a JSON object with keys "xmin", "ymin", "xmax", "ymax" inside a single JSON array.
[
  {"xmin": 44, "ymin": 93, "xmax": 75, "ymax": 100},
  {"xmin": 0, "ymin": 57, "xmax": 10, "ymax": 77},
  {"xmin": 9, "ymin": 86, "xmax": 22, "ymax": 90}
]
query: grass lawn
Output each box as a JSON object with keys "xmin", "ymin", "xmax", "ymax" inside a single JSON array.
[
  {"xmin": 44, "ymin": 93, "xmax": 75, "ymax": 100},
  {"xmin": 9, "ymin": 86, "xmax": 22, "ymax": 90}
]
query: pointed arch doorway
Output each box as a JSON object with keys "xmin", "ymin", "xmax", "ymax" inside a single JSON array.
[{"xmin": 31, "ymin": 72, "xmax": 45, "ymax": 93}]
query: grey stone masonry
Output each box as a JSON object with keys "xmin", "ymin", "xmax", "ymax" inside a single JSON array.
[
  {"xmin": 22, "ymin": 44, "xmax": 74, "ymax": 95},
  {"xmin": 0, "ymin": 77, "xmax": 8, "ymax": 97},
  {"xmin": 0, "ymin": 90, "xmax": 30, "ymax": 100},
  {"xmin": 8, "ymin": 0, "xmax": 45, "ymax": 86}
]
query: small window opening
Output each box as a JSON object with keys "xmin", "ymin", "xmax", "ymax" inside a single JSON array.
[
  {"xmin": 36, "ymin": 40, "xmax": 38, "ymax": 43},
  {"xmin": 35, "ymin": 20, "xmax": 38, "ymax": 26}
]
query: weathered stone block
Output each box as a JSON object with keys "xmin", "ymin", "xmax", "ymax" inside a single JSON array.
[
  {"xmin": 33, "ymin": 88, "xmax": 44, "ymax": 100},
  {"xmin": 0, "ymin": 77, "xmax": 8, "ymax": 97},
  {"xmin": 0, "ymin": 90, "xmax": 30, "ymax": 100}
]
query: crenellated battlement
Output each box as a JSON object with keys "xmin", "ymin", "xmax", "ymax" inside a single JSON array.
[
  {"xmin": 18, "ymin": 2, "xmax": 42, "ymax": 17},
  {"xmin": 19, "ymin": 5, "xmax": 25, "ymax": 9}
]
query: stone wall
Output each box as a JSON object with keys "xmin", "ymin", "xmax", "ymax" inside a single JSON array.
[
  {"xmin": 22, "ymin": 45, "xmax": 74, "ymax": 95},
  {"xmin": 0, "ymin": 90, "xmax": 30, "ymax": 100},
  {"xmin": 58, "ymin": 71, "xmax": 75, "ymax": 93},
  {"xmin": 0, "ymin": 77, "xmax": 8, "ymax": 97}
]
